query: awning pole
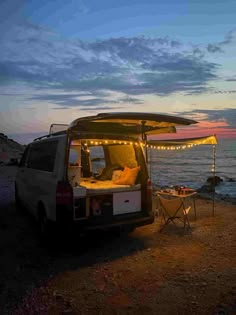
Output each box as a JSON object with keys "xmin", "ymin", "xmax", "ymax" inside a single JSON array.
[
  {"xmin": 141, "ymin": 120, "xmax": 148, "ymax": 162},
  {"xmin": 212, "ymin": 144, "xmax": 216, "ymax": 216},
  {"xmin": 149, "ymin": 146, "xmax": 152, "ymax": 180}
]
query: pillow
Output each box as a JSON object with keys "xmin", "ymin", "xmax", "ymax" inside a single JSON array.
[
  {"xmin": 97, "ymin": 164, "xmax": 120, "ymax": 181},
  {"xmin": 113, "ymin": 167, "xmax": 130, "ymax": 185},
  {"xmin": 108, "ymin": 145, "xmax": 138, "ymax": 168},
  {"xmin": 114, "ymin": 166, "xmax": 140, "ymax": 186},
  {"xmin": 112, "ymin": 170, "xmax": 123, "ymax": 182}
]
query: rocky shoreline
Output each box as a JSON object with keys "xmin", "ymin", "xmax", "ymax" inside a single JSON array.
[{"xmin": 0, "ymin": 165, "xmax": 236, "ymax": 314}]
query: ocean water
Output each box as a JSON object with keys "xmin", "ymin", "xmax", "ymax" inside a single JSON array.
[{"xmin": 147, "ymin": 138, "xmax": 236, "ymax": 198}]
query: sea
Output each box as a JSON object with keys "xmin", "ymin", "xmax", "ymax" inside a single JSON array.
[{"xmin": 147, "ymin": 138, "xmax": 236, "ymax": 198}]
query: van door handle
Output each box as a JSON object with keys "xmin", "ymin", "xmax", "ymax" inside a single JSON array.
[{"xmin": 124, "ymin": 200, "xmax": 129, "ymax": 203}]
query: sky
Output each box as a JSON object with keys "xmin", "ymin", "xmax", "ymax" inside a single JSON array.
[{"xmin": 0, "ymin": 0, "xmax": 236, "ymax": 144}]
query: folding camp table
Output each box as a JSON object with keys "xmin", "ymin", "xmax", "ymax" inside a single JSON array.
[{"xmin": 153, "ymin": 190, "xmax": 197, "ymax": 231}]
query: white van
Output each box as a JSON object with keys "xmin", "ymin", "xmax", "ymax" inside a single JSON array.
[{"xmin": 15, "ymin": 112, "xmax": 196, "ymax": 239}]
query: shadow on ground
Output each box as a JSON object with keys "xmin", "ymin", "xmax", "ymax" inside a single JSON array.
[{"xmin": 0, "ymin": 199, "xmax": 153, "ymax": 314}]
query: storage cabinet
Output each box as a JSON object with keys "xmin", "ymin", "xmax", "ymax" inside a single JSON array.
[{"xmin": 113, "ymin": 191, "xmax": 141, "ymax": 215}]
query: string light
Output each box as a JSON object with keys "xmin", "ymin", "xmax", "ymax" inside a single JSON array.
[{"xmin": 79, "ymin": 138, "xmax": 214, "ymax": 150}]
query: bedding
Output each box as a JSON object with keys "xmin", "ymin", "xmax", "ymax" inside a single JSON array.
[
  {"xmin": 113, "ymin": 166, "xmax": 140, "ymax": 185},
  {"xmin": 96, "ymin": 164, "xmax": 120, "ymax": 180},
  {"xmin": 79, "ymin": 178, "xmax": 141, "ymax": 194},
  {"xmin": 112, "ymin": 170, "xmax": 123, "ymax": 181}
]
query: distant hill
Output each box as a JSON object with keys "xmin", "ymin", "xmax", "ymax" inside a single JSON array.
[{"xmin": 0, "ymin": 133, "xmax": 25, "ymax": 163}]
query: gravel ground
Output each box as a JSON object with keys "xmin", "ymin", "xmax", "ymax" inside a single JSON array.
[{"xmin": 0, "ymin": 165, "xmax": 236, "ymax": 315}]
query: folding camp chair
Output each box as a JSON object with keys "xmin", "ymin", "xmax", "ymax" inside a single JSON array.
[{"xmin": 158, "ymin": 194, "xmax": 191, "ymax": 232}]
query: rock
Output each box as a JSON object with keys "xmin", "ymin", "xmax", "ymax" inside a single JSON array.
[
  {"xmin": 206, "ymin": 176, "xmax": 223, "ymax": 186},
  {"xmin": 197, "ymin": 185, "xmax": 215, "ymax": 193}
]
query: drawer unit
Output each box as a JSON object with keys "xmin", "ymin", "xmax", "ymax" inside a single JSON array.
[{"xmin": 113, "ymin": 191, "xmax": 141, "ymax": 215}]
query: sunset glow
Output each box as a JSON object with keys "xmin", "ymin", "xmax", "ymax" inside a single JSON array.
[{"xmin": 0, "ymin": 0, "xmax": 236, "ymax": 144}]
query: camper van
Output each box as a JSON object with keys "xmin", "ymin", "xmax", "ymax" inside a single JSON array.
[{"xmin": 15, "ymin": 112, "xmax": 196, "ymax": 240}]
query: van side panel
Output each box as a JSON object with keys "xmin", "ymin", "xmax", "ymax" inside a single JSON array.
[
  {"xmin": 24, "ymin": 168, "xmax": 58, "ymax": 219},
  {"xmin": 46, "ymin": 135, "xmax": 68, "ymax": 221},
  {"xmin": 17, "ymin": 135, "xmax": 67, "ymax": 221},
  {"xmin": 53, "ymin": 135, "xmax": 68, "ymax": 182}
]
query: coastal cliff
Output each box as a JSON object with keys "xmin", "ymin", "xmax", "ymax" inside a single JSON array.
[{"xmin": 0, "ymin": 133, "xmax": 24, "ymax": 163}]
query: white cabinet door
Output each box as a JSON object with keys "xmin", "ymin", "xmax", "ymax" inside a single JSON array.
[{"xmin": 113, "ymin": 191, "xmax": 141, "ymax": 215}]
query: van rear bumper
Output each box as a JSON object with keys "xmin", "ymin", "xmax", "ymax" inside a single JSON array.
[
  {"xmin": 57, "ymin": 204, "xmax": 155, "ymax": 230},
  {"xmin": 71, "ymin": 213, "xmax": 155, "ymax": 231}
]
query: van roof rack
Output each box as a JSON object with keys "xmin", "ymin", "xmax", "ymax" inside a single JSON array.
[
  {"xmin": 33, "ymin": 134, "xmax": 51, "ymax": 141},
  {"xmin": 49, "ymin": 124, "xmax": 69, "ymax": 135},
  {"xmin": 33, "ymin": 124, "xmax": 69, "ymax": 142},
  {"xmin": 33, "ymin": 130, "xmax": 67, "ymax": 142}
]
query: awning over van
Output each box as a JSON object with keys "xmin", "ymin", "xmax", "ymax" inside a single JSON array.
[
  {"xmin": 68, "ymin": 112, "xmax": 197, "ymax": 137},
  {"xmin": 146, "ymin": 135, "xmax": 217, "ymax": 149}
]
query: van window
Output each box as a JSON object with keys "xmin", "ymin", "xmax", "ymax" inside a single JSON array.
[
  {"xmin": 90, "ymin": 146, "xmax": 105, "ymax": 175},
  {"xmin": 27, "ymin": 141, "xmax": 58, "ymax": 172},
  {"xmin": 89, "ymin": 144, "xmax": 138, "ymax": 176},
  {"xmin": 107, "ymin": 144, "xmax": 138, "ymax": 168},
  {"xmin": 69, "ymin": 149, "xmax": 78, "ymax": 164},
  {"xmin": 69, "ymin": 146, "xmax": 80, "ymax": 165}
]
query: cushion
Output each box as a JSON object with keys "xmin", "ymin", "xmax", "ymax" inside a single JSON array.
[
  {"xmin": 97, "ymin": 164, "xmax": 120, "ymax": 181},
  {"xmin": 114, "ymin": 166, "xmax": 140, "ymax": 186},
  {"xmin": 108, "ymin": 145, "xmax": 138, "ymax": 168},
  {"xmin": 112, "ymin": 170, "xmax": 123, "ymax": 182}
]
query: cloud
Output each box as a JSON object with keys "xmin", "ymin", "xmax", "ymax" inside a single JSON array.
[
  {"xmin": 0, "ymin": 19, "xmax": 220, "ymax": 100},
  {"xmin": 31, "ymin": 92, "xmax": 144, "ymax": 108},
  {"xmin": 222, "ymin": 29, "xmax": 236, "ymax": 45},
  {"xmin": 183, "ymin": 108, "xmax": 236, "ymax": 128},
  {"xmin": 207, "ymin": 29, "xmax": 236, "ymax": 53},
  {"xmin": 226, "ymin": 76, "xmax": 236, "ymax": 82},
  {"xmin": 79, "ymin": 105, "xmax": 123, "ymax": 111},
  {"xmin": 51, "ymin": 107, "xmax": 70, "ymax": 110},
  {"xmin": 29, "ymin": 93, "xmax": 120, "ymax": 107},
  {"xmin": 213, "ymin": 90, "xmax": 236, "ymax": 94},
  {"xmin": 118, "ymin": 96, "xmax": 144, "ymax": 104},
  {"xmin": 207, "ymin": 44, "xmax": 223, "ymax": 53}
]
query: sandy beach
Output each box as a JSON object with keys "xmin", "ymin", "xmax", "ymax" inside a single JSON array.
[{"xmin": 0, "ymin": 165, "xmax": 235, "ymax": 314}]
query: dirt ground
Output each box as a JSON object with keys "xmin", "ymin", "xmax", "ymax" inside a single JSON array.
[{"xmin": 0, "ymin": 166, "xmax": 236, "ymax": 315}]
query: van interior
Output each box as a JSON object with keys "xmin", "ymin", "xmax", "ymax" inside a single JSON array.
[
  {"xmin": 67, "ymin": 137, "xmax": 148, "ymax": 219},
  {"xmin": 68, "ymin": 138, "xmax": 144, "ymax": 188}
]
